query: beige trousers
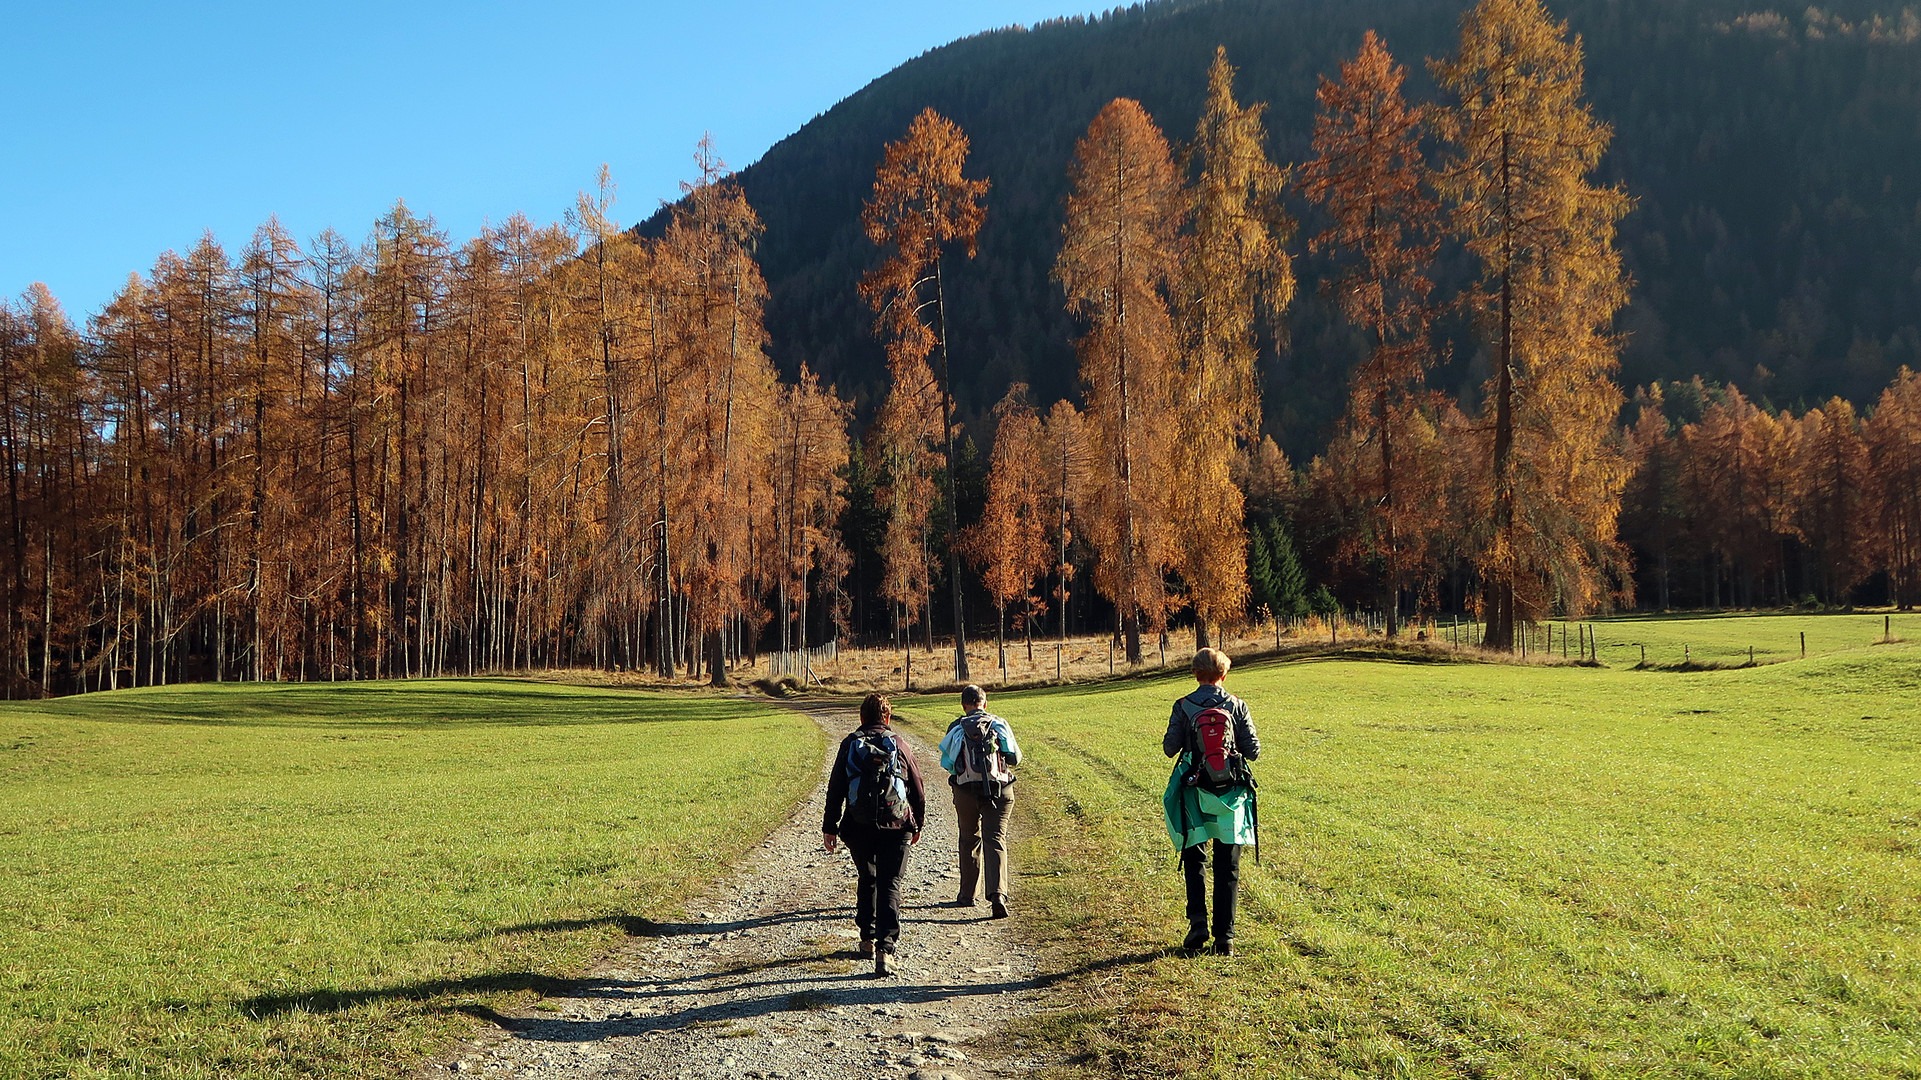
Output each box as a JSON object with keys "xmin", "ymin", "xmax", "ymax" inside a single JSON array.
[{"xmin": 952, "ymin": 781, "xmax": 1012, "ymax": 901}]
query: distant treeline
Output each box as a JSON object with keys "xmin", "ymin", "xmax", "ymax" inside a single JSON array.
[{"xmin": 3, "ymin": 0, "xmax": 1919, "ymax": 697}]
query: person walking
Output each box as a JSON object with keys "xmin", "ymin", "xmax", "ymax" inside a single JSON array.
[
  {"xmin": 1163, "ymin": 647, "xmax": 1260, "ymax": 956},
  {"xmin": 938, "ymin": 684, "xmax": 1022, "ymax": 919},
  {"xmin": 823, "ymin": 693, "xmax": 926, "ymax": 976}
]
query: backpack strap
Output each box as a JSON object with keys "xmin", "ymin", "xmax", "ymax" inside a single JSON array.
[{"xmin": 1176, "ymin": 693, "xmax": 1213, "ymax": 757}]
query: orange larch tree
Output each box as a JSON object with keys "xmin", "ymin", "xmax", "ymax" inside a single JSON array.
[
  {"xmin": 964, "ymin": 385, "xmax": 1051, "ymax": 668},
  {"xmin": 1039, "ymin": 399, "xmax": 1092, "ymax": 643},
  {"xmin": 769, "ymin": 364, "xmax": 853, "ymax": 657},
  {"xmin": 1174, "ymin": 48, "xmax": 1294, "ymax": 645},
  {"xmin": 1302, "ymin": 30, "xmax": 1444, "ymax": 637},
  {"xmin": 1867, "ymin": 368, "xmax": 1921, "ymax": 609},
  {"xmin": 1433, "ymin": 0, "xmax": 1634, "ymax": 647},
  {"xmin": 860, "ymin": 107, "xmax": 989, "ymax": 681},
  {"xmin": 1796, "ymin": 398, "xmax": 1881, "ymax": 604},
  {"xmin": 659, "ymin": 143, "xmax": 779, "ymax": 685},
  {"xmin": 1055, "ymin": 98, "xmax": 1184, "ymax": 665}
]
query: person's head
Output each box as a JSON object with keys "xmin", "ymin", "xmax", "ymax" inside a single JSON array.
[
  {"xmin": 1193, "ymin": 647, "xmax": 1231, "ymax": 685},
  {"xmin": 960, "ymin": 684, "xmax": 985, "ymax": 711},
  {"xmin": 859, "ymin": 693, "xmax": 891, "ymax": 728}
]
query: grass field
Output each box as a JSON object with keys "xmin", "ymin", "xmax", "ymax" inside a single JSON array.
[
  {"xmin": 0, "ymin": 680, "xmax": 821, "ymax": 1080},
  {"xmin": 1557, "ymin": 611, "xmax": 1921, "ymax": 668},
  {"xmin": 893, "ymin": 621, "xmax": 1921, "ymax": 1078}
]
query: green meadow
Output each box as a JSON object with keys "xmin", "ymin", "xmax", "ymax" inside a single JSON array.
[
  {"xmin": 895, "ymin": 620, "xmax": 1921, "ymax": 1078},
  {"xmin": 1547, "ymin": 611, "xmax": 1921, "ymax": 668},
  {"xmin": 0, "ymin": 680, "xmax": 820, "ymax": 1080}
]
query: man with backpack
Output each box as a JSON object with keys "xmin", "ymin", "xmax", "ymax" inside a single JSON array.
[
  {"xmin": 822, "ymin": 693, "xmax": 926, "ymax": 976},
  {"xmin": 1163, "ymin": 647, "xmax": 1260, "ymax": 956},
  {"xmin": 938, "ymin": 684, "xmax": 1023, "ymax": 919}
]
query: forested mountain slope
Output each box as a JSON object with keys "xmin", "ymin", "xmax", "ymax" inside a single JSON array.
[{"xmin": 681, "ymin": 0, "xmax": 1921, "ymax": 461}]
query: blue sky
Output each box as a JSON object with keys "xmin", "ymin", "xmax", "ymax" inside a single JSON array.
[{"xmin": 0, "ymin": 1, "xmax": 1089, "ymax": 321}]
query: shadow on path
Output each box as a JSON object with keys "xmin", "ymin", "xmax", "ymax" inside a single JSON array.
[
  {"xmin": 441, "ymin": 907, "xmax": 843, "ymax": 944},
  {"xmin": 240, "ymin": 943, "xmax": 1164, "ymax": 1047}
]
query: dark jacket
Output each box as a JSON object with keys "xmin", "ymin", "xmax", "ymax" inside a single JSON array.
[
  {"xmin": 1163, "ymin": 683, "xmax": 1260, "ymax": 762},
  {"xmin": 822, "ymin": 723, "xmax": 927, "ymax": 835}
]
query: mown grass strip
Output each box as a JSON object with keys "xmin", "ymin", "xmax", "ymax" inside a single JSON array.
[
  {"xmin": 0, "ymin": 679, "xmax": 821, "ymax": 1079},
  {"xmin": 898, "ymin": 637, "xmax": 1921, "ymax": 1078}
]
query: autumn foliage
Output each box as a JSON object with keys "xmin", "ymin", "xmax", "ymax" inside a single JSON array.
[
  {"xmin": 11, "ymin": 1, "xmax": 1921, "ymax": 696},
  {"xmin": 1432, "ymin": 0, "xmax": 1634, "ymax": 647},
  {"xmin": 862, "ymin": 108, "xmax": 988, "ymax": 675}
]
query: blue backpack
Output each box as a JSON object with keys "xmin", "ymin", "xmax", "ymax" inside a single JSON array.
[{"xmin": 845, "ymin": 730, "xmax": 910, "ymax": 827}]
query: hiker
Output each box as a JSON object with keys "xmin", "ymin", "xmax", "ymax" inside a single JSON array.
[
  {"xmin": 938, "ymin": 684, "xmax": 1023, "ymax": 919},
  {"xmin": 1163, "ymin": 647, "xmax": 1260, "ymax": 956},
  {"xmin": 822, "ymin": 693, "xmax": 926, "ymax": 976}
]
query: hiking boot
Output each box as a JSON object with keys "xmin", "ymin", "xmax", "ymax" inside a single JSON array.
[
  {"xmin": 858, "ymin": 938, "xmax": 876, "ymax": 958},
  {"xmin": 1181, "ymin": 925, "xmax": 1209, "ymax": 954},
  {"xmin": 874, "ymin": 949, "xmax": 895, "ymax": 977},
  {"xmin": 954, "ymin": 894, "xmax": 979, "ymax": 908},
  {"xmin": 989, "ymin": 896, "xmax": 1010, "ymax": 920},
  {"xmin": 1213, "ymin": 939, "xmax": 1234, "ymax": 957}
]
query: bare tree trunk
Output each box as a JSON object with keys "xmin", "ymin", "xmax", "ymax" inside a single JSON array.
[
  {"xmin": 1483, "ymin": 133, "xmax": 1517, "ymax": 651},
  {"xmin": 932, "ymin": 252, "xmax": 970, "ymax": 682}
]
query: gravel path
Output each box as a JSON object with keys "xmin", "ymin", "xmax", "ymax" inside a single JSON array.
[{"xmin": 427, "ymin": 700, "xmax": 1057, "ymax": 1080}]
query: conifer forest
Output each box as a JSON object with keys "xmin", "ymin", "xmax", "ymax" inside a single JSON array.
[{"xmin": 5, "ymin": 0, "xmax": 1921, "ymax": 697}]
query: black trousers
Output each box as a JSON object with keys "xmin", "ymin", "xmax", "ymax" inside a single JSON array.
[
  {"xmin": 841, "ymin": 823, "xmax": 912, "ymax": 948},
  {"xmin": 1181, "ymin": 840, "xmax": 1243, "ymax": 943}
]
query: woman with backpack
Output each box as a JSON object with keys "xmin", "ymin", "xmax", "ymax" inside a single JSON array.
[
  {"xmin": 1163, "ymin": 648, "xmax": 1260, "ymax": 956},
  {"xmin": 937, "ymin": 684, "xmax": 1023, "ymax": 919},
  {"xmin": 822, "ymin": 693, "xmax": 927, "ymax": 976}
]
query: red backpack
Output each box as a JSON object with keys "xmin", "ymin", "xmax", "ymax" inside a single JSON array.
[{"xmin": 1182, "ymin": 700, "xmax": 1252, "ymax": 793}]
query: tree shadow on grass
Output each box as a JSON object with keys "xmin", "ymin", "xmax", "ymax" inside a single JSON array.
[
  {"xmin": 237, "ymin": 945, "xmax": 1165, "ymax": 1045},
  {"xmin": 54, "ymin": 681, "xmax": 772, "ymax": 730}
]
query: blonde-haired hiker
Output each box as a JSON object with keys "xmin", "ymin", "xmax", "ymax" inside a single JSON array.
[{"xmin": 1162, "ymin": 647, "xmax": 1260, "ymax": 955}]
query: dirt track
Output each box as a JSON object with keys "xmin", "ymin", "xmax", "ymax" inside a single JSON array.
[{"xmin": 427, "ymin": 700, "xmax": 1059, "ymax": 1080}]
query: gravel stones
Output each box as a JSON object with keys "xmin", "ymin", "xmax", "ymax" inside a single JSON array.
[{"xmin": 427, "ymin": 701, "xmax": 1053, "ymax": 1079}]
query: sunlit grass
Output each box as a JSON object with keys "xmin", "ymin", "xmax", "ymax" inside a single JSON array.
[
  {"xmin": 0, "ymin": 679, "xmax": 821, "ymax": 1079},
  {"xmin": 894, "ymin": 641, "xmax": 1921, "ymax": 1078},
  {"xmin": 1555, "ymin": 610, "xmax": 1921, "ymax": 668}
]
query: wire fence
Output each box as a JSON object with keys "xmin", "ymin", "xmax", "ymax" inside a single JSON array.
[{"xmin": 767, "ymin": 640, "xmax": 838, "ymax": 683}]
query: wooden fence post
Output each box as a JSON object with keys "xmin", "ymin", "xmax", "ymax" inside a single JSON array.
[{"xmin": 1800, "ymin": 631, "xmax": 1806, "ymax": 658}]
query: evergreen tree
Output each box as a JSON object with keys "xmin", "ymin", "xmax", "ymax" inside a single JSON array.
[
  {"xmin": 1269, "ymin": 516, "xmax": 1309, "ymax": 620},
  {"xmin": 1245, "ymin": 521, "xmax": 1277, "ymax": 620}
]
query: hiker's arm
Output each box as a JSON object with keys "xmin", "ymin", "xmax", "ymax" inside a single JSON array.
[
  {"xmin": 997, "ymin": 719, "xmax": 1023, "ymax": 765},
  {"xmin": 902, "ymin": 746, "xmax": 928, "ymax": 833},
  {"xmin": 937, "ymin": 723, "xmax": 963, "ymax": 774},
  {"xmin": 821, "ymin": 737, "xmax": 849, "ymax": 835},
  {"xmin": 1236, "ymin": 705, "xmax": 1262, "ymax": 761},
  {"xmin": 1163, "ymin": 705, "xmax": 1185, "ymax": 758}
]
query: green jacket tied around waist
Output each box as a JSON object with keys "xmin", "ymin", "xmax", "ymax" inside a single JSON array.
[{"xmin": 1163, "ymin": 755, "xmax": 1257, "ymax": 848}]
